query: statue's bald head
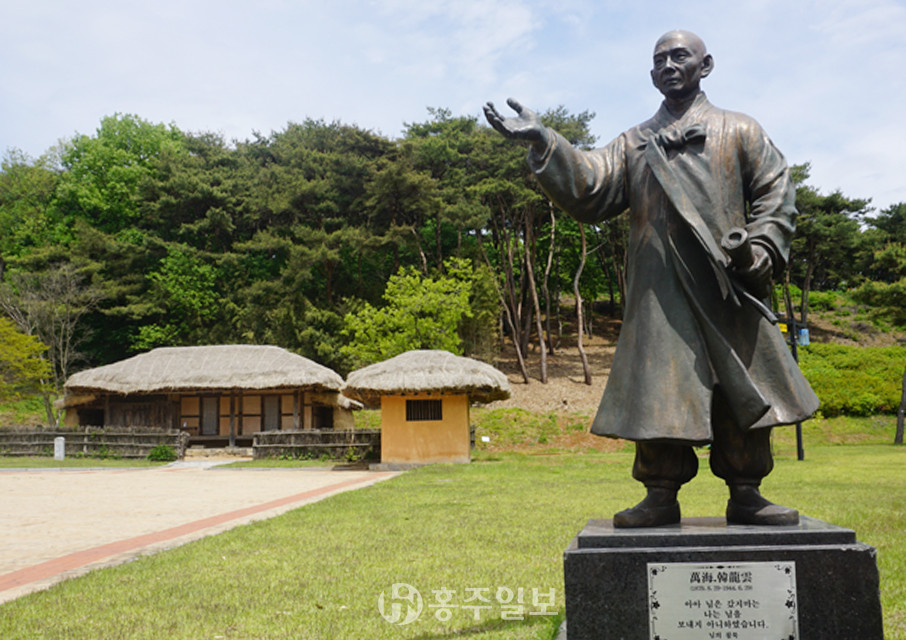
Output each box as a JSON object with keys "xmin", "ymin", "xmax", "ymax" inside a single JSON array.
[
  {"xmin": 654, "ymin": 30, "xmax": 707, "ymax": 57},
  {"xmin": 651, "ymin": 29, "xmax": 713, "ymax": 101}
]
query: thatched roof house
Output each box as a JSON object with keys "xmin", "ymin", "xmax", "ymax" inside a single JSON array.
[
  {"xmin": 59, "ymin": 345, "xmax": 356, "ymax": 444},
  {"xmin": 65, "ymin": 345, "xmax": 343, "ymax": 395},
  {"xmin": 343, "ymin": 350, "xmax": 510, "ymax": 465},
  {"xmin": 342, "ymin": 349, "xmax": 511, "ymax": 407}
]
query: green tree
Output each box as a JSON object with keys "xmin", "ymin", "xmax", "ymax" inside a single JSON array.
[
  {"xmin": 364, "ymin": 153, "xmax": 442, "ymax": 274},
  {"xmin": 342, "ymin": 258, "xmax": 476, "ymax": 367},
  {"xmin": 403, "ymin": 108, "xmax": 491, "ymax": 270},
  {"xmin": 867, "ymin": 202, "xmax": 906, "ymax": 242},
  {"xmin": 0, "ymin": 260, "xmax": 101, "ymax": 423},
  {"xmin": 788, "ymin": 163, "xmax": 869, "ymax": 325},
  {"xmin": 56, "ymin": 113, "xmax": 185, "ymax": 233},
  {"xmin": 67, "ymin": 222, "xmax": 163, "ymax": 364},
  {"xmin": 261, "ymin": 120, "xmax": 394, "ymax": 306},
  {"xmin": 135, "ymin": 245, "xmax": 227, "ymax": 349},
  {"xmin": 0, "ymin": 149, "xmax": 63, "ymax": 280},
  {"xmin": 869, "ymin": 242, "xmax": 906, "ymax": 282},
  {"xmin": 0, "ymin": 317, "xmax": 51, "ymax": 401},
  {"xmin": 861, "ymin": 202, "xmax": 906, "ymax": 283},
  {"xmin": 458, "ymin": 262, "xmax": 502, "ymax": 363},
  {"xmin": 850, "ymin": 278, "xmax": 906, "ymax": 328}
]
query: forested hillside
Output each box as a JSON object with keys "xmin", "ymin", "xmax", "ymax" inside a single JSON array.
[{"xmin": 1, "ymin": 110, "xmax": 904, "ymax": 423}]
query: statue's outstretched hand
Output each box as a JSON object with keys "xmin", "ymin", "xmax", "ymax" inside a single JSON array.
[{"xmin": 483, "ymin": 98, "xmax": 548, "ymax": 148}]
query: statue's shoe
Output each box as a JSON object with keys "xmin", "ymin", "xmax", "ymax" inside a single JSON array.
[
  {"xmin": 726, "ymin": 500, "xmax": 799, "ymax": 526},
  {"xmin": 613, "ymin": 501, "xmax": 680, "ymax": 528}
]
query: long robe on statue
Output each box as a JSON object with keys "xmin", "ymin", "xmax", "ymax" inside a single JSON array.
[{"xmin": 529, "ymin": 93, "xmax": 819, "ymax": 444}]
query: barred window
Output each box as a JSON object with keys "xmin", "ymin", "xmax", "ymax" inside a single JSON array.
[{"xmin": 406, "ymin": 399, "xmax": 443, "ymax": 421}]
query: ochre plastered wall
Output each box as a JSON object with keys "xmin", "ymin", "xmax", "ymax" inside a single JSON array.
[{"xmin": 380, "ymin": 394, "xmax": 470, "ymax": 464}]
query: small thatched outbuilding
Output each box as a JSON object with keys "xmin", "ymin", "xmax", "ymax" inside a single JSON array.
[
  {"xmin": 342, "ymin": 350, "xmax": 511, "ymax": 464},
  {"xmin": 59, "ymin": 345, "xmax": 356, "ymax": 445}
]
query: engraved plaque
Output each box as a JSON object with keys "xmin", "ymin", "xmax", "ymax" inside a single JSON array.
[{"xmin": 647, "ymin": 561, "xmax": 798, "ymax": 639}]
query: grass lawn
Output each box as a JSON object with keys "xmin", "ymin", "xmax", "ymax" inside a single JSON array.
[
  {"xmin": 0, "ymin": 456, "xmax": 168, "ymax": 468},
  {"xmin": 0, "ymin": 418, "xmax": 903, "ymax": 639}
]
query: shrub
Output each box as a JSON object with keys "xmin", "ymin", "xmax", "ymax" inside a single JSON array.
[
  {"xmin": 147, "ymin": 444, "xmax": 177, "ymax": 462},
  {"xmin": 799, "ymin": 344, "xmax": 906, "ymax": 416},
  {"xmin": 96, "ymin": 444, "xmax": 117, "ymax": 459},
  {"xmin": 850, "ymin": 278, "xmax": 906, "ymax": 328},
  {"xmin": 806, "ymin": 289, "xmax": 845, "ymax": 312}
]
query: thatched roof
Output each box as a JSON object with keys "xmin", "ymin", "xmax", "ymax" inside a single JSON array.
[
  {"xmin": 64, "ymin": 345, "xmax": 344, "ymax": 395},
  {"xmin": 342, "ymin": 350, "xmax": 511, "ymax": 406}
]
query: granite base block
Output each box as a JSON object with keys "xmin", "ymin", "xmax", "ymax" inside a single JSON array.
[{"xmin": 562, "ymin": 516, "xmax": 882, "ymax": 640}]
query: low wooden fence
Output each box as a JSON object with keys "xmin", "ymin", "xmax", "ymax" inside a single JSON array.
[
  {"xmin": 0, "ymin": 426, "xmax": 189, "ymax": 459},
  {"xmin": 253, "ymin": 429, "xmax": 381, "ymax": 461}
]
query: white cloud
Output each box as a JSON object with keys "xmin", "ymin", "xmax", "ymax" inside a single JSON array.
[{"xmin": 0, "ymin": 0, "xmax": 903, "ymax": 208}]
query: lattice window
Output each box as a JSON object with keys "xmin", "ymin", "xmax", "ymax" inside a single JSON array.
[{"xmin": 405, "ymin": 399, "xmax": 443, "ymax": 421}]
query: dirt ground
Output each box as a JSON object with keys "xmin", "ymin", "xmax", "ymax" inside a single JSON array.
[
  {"xmin": 0, "ymin": 464, "xmax": 397, "ymax": 603},
  {"xmin": 486, "ymin": 319, "xmax": 620, "ymax": 415}
]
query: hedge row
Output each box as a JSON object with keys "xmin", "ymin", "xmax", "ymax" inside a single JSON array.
[{"xmin": 799, "ymin": 344, "xmax": 905, "ymax": 416}]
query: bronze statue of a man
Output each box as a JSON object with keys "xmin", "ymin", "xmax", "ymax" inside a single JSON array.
[{"xmin": 485, "ymin": 30, "xmax": 819, "ymax": 527}]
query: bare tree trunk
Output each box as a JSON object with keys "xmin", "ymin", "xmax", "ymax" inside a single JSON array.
[
  {"xmin": 519, "ymin": 282, "xmax": 532, "ymax": 358},
  {"xmin": 41, "ymin": 385, "xmax": 56, "ymax": 426},
  {"xmin": 896, "ymin": 366, "xmax": 905, "ymax": 445},
  {"xmin": 783, "ymin": 269, "xmax": 794, "ymax": 327},
  {"xmin": 411, "ymin": 227, "xmax": 429, "ymax": 276},
  {"xmin": 607, "ymin": 274, "xmax": 615, "ymax": 310},
  {"xmin": 499, "ymin": 208, "xmax": 531, "ymax": 380},
  {"xmin": 574, "ymin": 225, "xmax": 592, "ymax": 385},
  {"xmin": 800, "ymin": 237, "xmax": 816, "ymax": 327},
  {"xmin": 554, "ymin": 251, "xmax": 563, "ymax": 347},
  {"xmin": 542, "ymin": 203, "xmax": 557, "ymax": 355},
  {"xmin": 595, "ymin": 223, "xmax": 627, "ymax": 317},
  {"xmin": 490, "ymin": 198, "xmax": 525, "ymax": 354},
  {"xmin": 477, "ymin": 232, "xmax": 529, "ymax": 384},
  {"xmin": 508, "ymin": 231, "xmax": 529, "ymax": 361},
  {"xmin": 503, "ymin": 302, "xmax": 529, "ymax": 384},
  {"xmin": 609, "ymin": 224, "xmax": 627, "ymax": 316},
  {"xmin": 783, "ymin": 267, "xmax": 799, "ymax": 361},
  {"xmin": 524, "ymin": 212, "xmax": 548, "ymax": 383}
]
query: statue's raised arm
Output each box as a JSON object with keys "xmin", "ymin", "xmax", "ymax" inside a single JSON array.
[{"xmin": 483, "ymin": 98, "xmax": 549, "ymax": 150}]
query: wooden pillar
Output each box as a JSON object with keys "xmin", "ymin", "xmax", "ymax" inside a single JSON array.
[
  {"xmin": 238, "ymin": 390, "xmax": 244, "ymax": 436},
  {"xmin": 293, "ymin": 390, "xmax": 300, "ymax": 430},
  {"xmin": 303, "ymin": 392, "xmax": 313, "ymax": 430},
  {"xmin": 229, "ymin": 393, "xmax": 236, "ymax": 448}
]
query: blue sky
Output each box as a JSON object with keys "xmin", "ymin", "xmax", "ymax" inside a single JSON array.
[{"xmin": 2, "ymin": 0, "xmax": 904, "ymax": 210}]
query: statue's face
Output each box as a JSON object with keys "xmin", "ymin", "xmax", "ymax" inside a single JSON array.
[{"xmin": 650, "ymin": 32, "xmax": 712, "ymax": 99}]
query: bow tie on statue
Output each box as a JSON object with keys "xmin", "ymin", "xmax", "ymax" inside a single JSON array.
[{"xmin": 653, "ymin": 123, "xmax": 707, "ymax": 151}]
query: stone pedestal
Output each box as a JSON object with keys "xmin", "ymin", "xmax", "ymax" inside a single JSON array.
[{"xmin": 560, "ymin": 516, "xmax": 882, "ymax": 640}]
